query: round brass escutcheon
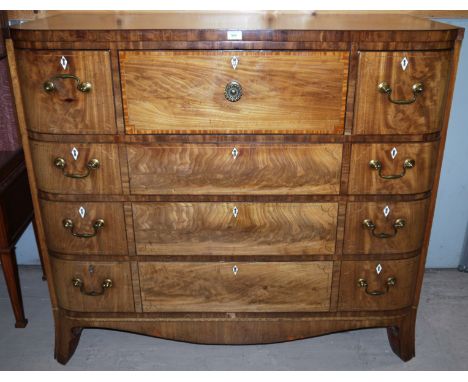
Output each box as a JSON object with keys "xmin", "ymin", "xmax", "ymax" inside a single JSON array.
[{"xmin": 224, "ymin": 81, "xmax": 243, "ymax": 102}]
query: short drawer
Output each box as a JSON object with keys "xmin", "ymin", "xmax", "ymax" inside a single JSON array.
[
  {"xmin": 139, "ymin": 261, "xmax": 333, "ymax": 312},
  {"xmin": 348, "ymin": 141, "xmax": 439, "ymax": 194},
  {"xmin": 30, "ymin": 141, "xmax": 122, "ymax": 194},
  {"xmin": 354, "ymin": 51, "xmax": 451, "ymax": 134},
  {"xmin": 120, "ymin": 51, "xmax": 349, "ymax": 134},
  {"xmin": 338, "ymin": 257, "xmax": 419, "ymax": 311},
  {"xmin": 133, "ymin": 202, "xmax": 338, "ymax": 256},
  {"xmin": 343, "ymin": 199, "xmax": 429, "ymax": 255},
  {"xmin": 50, "ymin": 257, "xmax": 134, "ymax": 312},
  {"xmin": 127, "ymin": 143, "xmax": 342, "ymax": 195},
  {"xmin": 15, "ymin": 50, "xmax": 116, "ymax": 134},
  {"xmin": 40, "ymin": 200, "xmax": 128, "ymax": 255}
]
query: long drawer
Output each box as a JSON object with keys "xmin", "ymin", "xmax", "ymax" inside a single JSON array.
[
  {"xmin": 127, "ymin": 143, "xmax": 343, "ymax": 195},
  {"xmin": 133, "ymin": 202, "xmax": 338, "ymax": 256},
  {"xmin": 120, "ymin": 51, "xmax": 349, "ymax": 134},
  {"xmin": 139, "ymin": 261, "xmax": 333, "ymax": 312}
]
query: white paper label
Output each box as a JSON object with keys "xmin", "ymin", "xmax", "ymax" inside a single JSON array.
[{"xmin": 227, "ymin": 31, "xmax": 243, "ymax": 40}]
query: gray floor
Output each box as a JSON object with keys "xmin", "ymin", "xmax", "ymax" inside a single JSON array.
[{"xmin": 0, "ymin": 266, "xmax": 467, "ymax": 370}]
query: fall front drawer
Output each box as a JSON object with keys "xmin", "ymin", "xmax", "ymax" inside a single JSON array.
[
  {"xmin": 15, "ymin": 50, "xmax": 116, "ymax": 134},
  {"xmin": 133, "ymin": 202, "xmax": 338, "ymax": 256},
  {"xmin": 30, "ymin": 141, "xmax": 122, "ymax": 194},
  {"xmin": 127, "ymin": 143, "xmax": 343, "ymax": 195},
  {"xmin": 40, "ymin": 200, "xmax": 128, "ymax": 255},
  {"xmin": 338, "ymin": 257, "xmax": 419, "ymax": 311},
  {"xmin": 50, "ymin": 257, "xmax": 134, "ymax": 312},
  {"xmin": 120, "ymin": 51, "xmax": 349, "ymax": 134},
  {"xmin": 139, "ymin": 261, "xmax": 333, "ymax": 312}
]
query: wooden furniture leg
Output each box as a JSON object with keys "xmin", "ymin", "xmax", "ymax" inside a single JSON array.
[
  {"xmin": 54, "ymin": 311, "xmax": 82, "ymax": 365},
  {"xmin": 32, "ymin": 215, "xmax": 46, "ymax": 281},
  {"xmin": 387, "ymin": 312, "xmax": 416, "ymax": 362},
  {"xmin": 0, "ymin": 246, "xmax": 28, "ymax": 328}
]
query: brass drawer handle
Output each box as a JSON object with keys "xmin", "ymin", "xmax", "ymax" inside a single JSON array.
[
  {"xmin": 362, "ymin": 218, "xmax": 406, "ymax": 239},
  {"xmin": 378, "ymin": 82, "xmax": 423, "ymax": 105},
  {"xmin": 43, "ymin": 74, "xmax": 92, "ymax": 93},
  {"xmin": 357, "ymin": 277, "xmax": 396, "ymax": 296},
  {"xmin": 369, "ymin": 158, "xmax": 415, "ymax": 179},
  {"xmin": 63, "ymin": 218, "xmax": 104, "ymax": 238},
  {"xmin": 54, "ymin": 157, "xmax": 100, "ymax": 179},
  {"xmin": 72, "ymin": 277, "xmax": 113, "ymax": 296},
  {"xmin": 224, "ymin": 80, "xmax": 243, "ymax": 102}
]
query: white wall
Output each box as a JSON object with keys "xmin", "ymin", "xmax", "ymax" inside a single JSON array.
[{"xmin": 14, "ymin": 18, "xmax": 468, "ymax": 268}]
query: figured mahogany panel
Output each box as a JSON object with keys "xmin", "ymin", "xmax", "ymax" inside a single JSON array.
[
  {"xmin": 343, "ymin": 199, "xmax": 430, "ymax": 254},
  {"xmin": 354, "ymin": 51, "xmax": 451, "ymax": 134},
  {"xmin": 40, "ymin": 200, "xmax": 128, "ymax": 255},
  {"xmin": 30, "ymin": 140, "xmax": 122, "ymax": 195},
  {"xmin": 120, "ymin": 51, "xmax": 348, "ymax": 134},
  {"xmin": 338, "ymin": 257, "xmax": 419, "ymax": 311},
  {"xmin": 139, "ymin": 261, "xmax": 332, "ymax": 312},
  {"xmin": 133, "ymin": 202, "xmax": 338, "ymax": 256},
  {"xmin": 14, "ymin": 50, "xmax": 116, "ymax": 134},
  {"xmin": 50, "ymin": 257, "xmax": 134, "ymax": 312},
  {"xmin": 348, "ymin": 141, "xmax": 439, "ymax": 194},
  {"xmin": 127, "ymin": 143, "xmax": 342, "ymax": 195}
]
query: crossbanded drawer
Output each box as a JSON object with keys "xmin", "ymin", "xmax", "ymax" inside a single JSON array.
[
  {"xmin": 348, "ymin": 141, "xmax": 439, "ymax": 194},
  {"xmin": 15, "ymin": 50, "xmax": 116, "ymax": 134},
  {"xmin": 133, "ymin": 202, "xmax": 338, "ymax": 256},
  {"xmin": 40, "ymin": 200, "xmax": 128, "ymax": 255},
  {"xmin": 338, "ymin": 257, "xmax": 419, "ymax": 311},
  {"xmin": 343, "ymin": 199, "xmax": 429, "ymax": 255},
  {"xmin": 127, "ymin": 143, "xmax": 343, "ymax": 195},
  {"xmin": 139, "ymin": 261, "xmax": 333, "ymax": 312},
  {"xmin": 50, "ymin": 257, "xmax": 134, "ymax": 312},
  {"xmin": 354, "ymin": 51, "xmax": 451, "ymax": 135},
  {"xmin": 119, "ymin": 51, "xmax": 349, "ymax": 134},
  {"xmin": 30, "ymin": 141, "xmax": 122, "ymax": 194}
]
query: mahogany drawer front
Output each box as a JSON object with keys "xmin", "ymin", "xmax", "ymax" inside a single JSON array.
[
  {"xmin": 348, "ymin": 141, "xmax": 439, "ymax": 195},
  {"xmin": 343, "ymin": 199, "xmax": 429, "ymax": 255},
  {"xmin": 15, "ymin": 50, "xmax": 116, "ymax": 134},
  {"xmin": 50, "ymin": 257, "xmax": 134, "ymax": 312},
  {"xmin": 354, "ymin": 50, "xmax": 451, "ymax": 135},
  {"xmin": 40, "ymin": 200, "xmax": 128, "ymax": 255},
  {"xmin": 120, "ymin": 51, "xmax": 349, "ymax": 134},
  {"xmin": 133, "ymin": 202, "xmax": 338, "ymax": 256},
  {"xmin": 127, "ymin": 143, "xmax": 343, "ymax": 195},
  {"xmin": 139, "ymin": 261, "xmax": 333, "ymax": 312},
  {"xmin": 30, "ymin": 141, "xmax": 122, "ymax": 195},
  {"xmin": 338, "ymin": 257, "xmax": 418, "ymax": 311}
]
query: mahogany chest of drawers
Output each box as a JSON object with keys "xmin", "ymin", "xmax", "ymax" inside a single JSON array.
[{"xmin": 6, "ymin": 12, "xmax": 463, "ymax": 364}]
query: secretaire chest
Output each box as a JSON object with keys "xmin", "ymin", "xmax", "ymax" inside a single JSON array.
[{"xmin": 6, "ymin": 12, "xmax": 463, "ymax": 364}]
